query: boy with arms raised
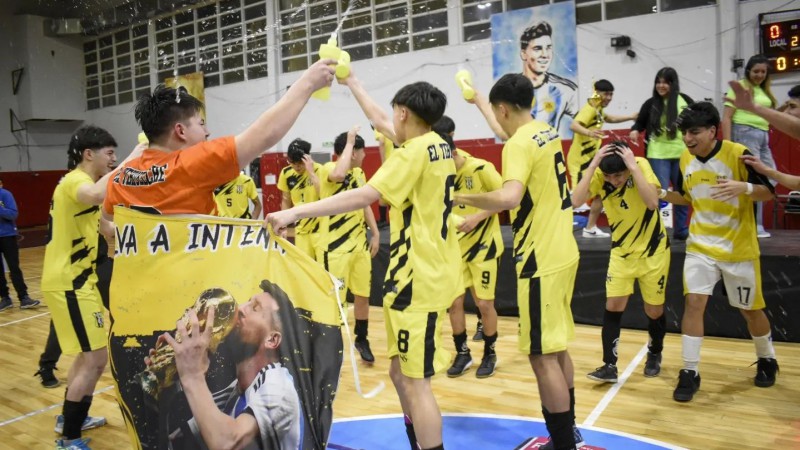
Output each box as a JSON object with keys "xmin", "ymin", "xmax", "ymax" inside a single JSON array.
[
  {"xmin": 572, "ymin": 142, "xmax": 669, "ymax": 383},
  {"xmin": 277, "ymin": 138, "xmax": 323, "ymax": 258},
  {"xmin": 317, "ymin": 127, "xmax": 380, "ymax": 362},
  {"xmin": 456, "ymin": 74, "xmax": 581, "ymax": 450}
]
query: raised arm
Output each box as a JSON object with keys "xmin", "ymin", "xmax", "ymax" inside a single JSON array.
[
  {"xmin": 267, "ymin": 185, "xmax": 382, "ymax": 233},
  {"xmin": 328, "ymin": 126, "xmax": 359, "ymax": 182},
  {"xmin": 337, "ymin": 73, "xmax": 397, "ymax": 144},
  {"xmin": 726, "ymin": 80, "xmax": 800, "ymax": 141},
  {"xmin": 235, "ymin": 60, "xmax": 336, "ymax": 168},
  {"xmin": 469, "ymin": 89, "xmax": 509, "ymax": 141},
  {"xmin": 571, "ymin": 145, "xmax": 613, "ymax": 207}
]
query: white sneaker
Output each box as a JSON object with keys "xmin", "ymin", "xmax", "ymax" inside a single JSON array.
[
  {"xmin": 756, "ymin": 226, "xmax": 770, "ymax": 238},
  {"xmin": 582, "ymin": 226, "xmax": 610, "ymax": 238}
]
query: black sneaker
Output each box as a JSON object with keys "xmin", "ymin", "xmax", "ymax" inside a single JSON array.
[
  {"xmin": 19, "ymin": 296, "xmax": 41, "ymax": 309},
  {"xmin": 472, "ymin": 322, "xmax": 484, "ymax": 341},
  {"xmin": 673, "ymin": 369, "xmax": 701, "ymax": 402},
  {"xmin": 539, "ymin": 425, "xmax": 585, "ymax": 450},
  {"xmin": 475, "ymin": 354, "xmax": 497, "ymax": 378},
  {"xmin": 447, "ymin": 351, "xmax": 473, "ymax": 377},
  {"xmin": 587, "ymin": 363, "xmax": 618, "ymax": 383},
  {"xmin": 34, "ymin": 366, "xmax": 61, "ymax": 388},
  {"xmin": 754, "ymin": 358, "xmax": 779, "ymax": 388},
  {"xmin": 0, "ymin": 297, "xmax": 12, "ymax": 312},
  {"xmin": 644, "ymin": 352, "xmax": 662, "ymax": 377},
  {"xmin": 354, "ymin": 339, "xmax": 375, "ymax": 363}
]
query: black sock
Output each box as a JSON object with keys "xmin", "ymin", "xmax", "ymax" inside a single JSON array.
[
  {"xmin": 476, "ymin": 309, "xmax": 482, "ymax": 321},
  {"xmin": 602, "ymin": 310, "xmax": 623, "ymax": 365},
  {"xmin": 423, "ymin": 445, "xmax": 444, "ymax": 450},
  {"xmin": 379, "ymin": 206, "xmax": 387, "ymax": 222},
  {"xmin": 62, "ymin": 395, "xmax": 92, "ymax": 439},
  {"xmin": 404, "ymin": 415, "xmax": 418, "ymax": 450},
  {"xmin": 483, "ymin": 332, "xmax": 497, "ymax": 357},
  {"xmin": 355, "ymin": 319, "xmax": 368, "ymax": 342},
  {"xmin": 453, "ymin": 331, "xmax": 469, "ymax": 354},
  {"xmin": 647, "ymin": 314, "xmax": 666, "ymax": 355},
  {"xmin": 543, "ymin": 410, "xmax": 576, "ymax": 450},
  {"xmin": 569, "ymin": 387, "xmax": 576, "ymax": 422}
]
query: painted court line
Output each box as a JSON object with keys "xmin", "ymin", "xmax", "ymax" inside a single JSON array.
[
  {"xmin": 0, "ymin": 311, "xmax": 50, "ymax": 327},
  {"xmin": 583, "ymin": 343, "xmax": 649, "ymax": 427},
  {"xmin": 0, "ymin": 385, "xmax": 115, "ymax": 428}
]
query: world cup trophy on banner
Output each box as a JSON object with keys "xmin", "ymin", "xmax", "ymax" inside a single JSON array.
[{"xmin": 140, "ymin": 287, "xmax": 239, "ymax": 401}]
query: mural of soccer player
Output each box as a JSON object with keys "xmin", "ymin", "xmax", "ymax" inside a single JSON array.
[{"xmin": 157, "ymin": 281, "xmax": 302, "ymax": 450}]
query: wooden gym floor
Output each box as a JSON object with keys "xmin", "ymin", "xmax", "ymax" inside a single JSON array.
[{"xmin": 0, "ymin": 245, "xmax": 797, "ymax": 449}]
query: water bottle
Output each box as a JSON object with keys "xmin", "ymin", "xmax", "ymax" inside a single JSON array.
[{"xmin": 455, "ymin": 69, "xmax": 475, "ymax": 101}]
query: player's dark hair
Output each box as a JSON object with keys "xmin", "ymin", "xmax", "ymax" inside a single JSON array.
[
  {"xmin": 788, "ymin": 85, "xmax": 800, "ymax": 99},
  {"xmin": 333, "ymin": 132, "xmax": 365, "ymax": 156},
  {"xmin": 595, "ymin": 79, "xmax": 614, "ymax": 93},
  {"xmin": 489, "ymin": 73, "xmax": 534, "ymax": 109},
  {"xmin": 648, "ymin": 67, "xmax": 681, "ymax": 140},
  {"xmin": 744, "ymin": 54, "xmax": 777, "ymax": 107},
  {"xmin": 435, "ymin": 130, "xmax": 455, "ymax": 153},
  {"xmin": 390, "ymin": 81, "xmax": 447, "ymax": 126},
  {"xmin": 599, "ymin": 140, "xmax": 629, "ymax": 174},
  {"xmin": 287, "ymin": 138, "xmax": 311, "ymax": 163},
  {"xmin": 135, "ymin": 84, "xmax": 205, "ymax": 144},
  {"xmin": 677, "ymin": 101, "xmax": 720, "ymax": 132},
  {"xmin": 432, "ymin": 115, "xmax": 455, "ymax": 136},
  {"xmin": 520, "ymin": 21, "xmax": 552, "ymax": 50},
  {"xmin": 67, "ymin": 125, "xmax": 117, "ymax": 170}
]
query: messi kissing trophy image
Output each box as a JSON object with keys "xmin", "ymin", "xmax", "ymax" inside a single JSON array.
[{"xmin": 140, "ymin": 287, "xmax": 239, "ymax": 401}]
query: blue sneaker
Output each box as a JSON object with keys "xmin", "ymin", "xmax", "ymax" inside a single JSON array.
[
  {"xmin": 55, "ymin": 437, "xmax": 91, "ymax": 450},
  {"xmin": 54, "ymin": 415, "xmax": 106, "ymax": 434}
]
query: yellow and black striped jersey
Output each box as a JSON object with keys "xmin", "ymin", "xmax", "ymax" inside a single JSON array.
[
  {"xmin": 678, "ymin": 140, "xmax": 773, "ymax": 261},
  {"xmin": 589, "ymin": 157, "xmax": 668, "ymax": 258},
  {"xmin": 503, "ymin": 121, "xmax": 579, "ymax": 278},
  {"xmin": 454, "ymin": 156, "xmax": 504, "ymax": 262},
  {"xmin": 319, "ymin": 162, "xmax": 368, "ymax": 253},
  {"xmin": 368, "ymin": 131, "xmax": 461, "ymax": 312},
  {"xmin": 214, "ymin": 173, "xmax": 258, "ymax": 219},
  {"xmin": 41, "ymin": 169, "xmax": 101, "ymax": 291},
  {"xmin": 567, "ymin": 103, "xmax": 604, "ymax": 183},
  {"xmin": 277, "ymin": 163, "xmax": 322, "ymax": 234}
]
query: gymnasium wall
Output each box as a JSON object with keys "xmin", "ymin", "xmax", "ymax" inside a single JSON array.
[{"xmin": 3, "ymin": 0, "xmax": 800, "ymax": 227}]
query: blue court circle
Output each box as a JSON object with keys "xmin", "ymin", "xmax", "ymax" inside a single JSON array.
[{"xmin": 328, "ymin": 414, "xmax": 686, "ymax": 450}]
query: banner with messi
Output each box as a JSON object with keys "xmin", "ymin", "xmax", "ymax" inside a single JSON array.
[{"xmin": 108, "ymin": 207, "xmax": 342, "ymax": 450}]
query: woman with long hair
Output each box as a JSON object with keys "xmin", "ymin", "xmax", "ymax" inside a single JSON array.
[
  {"xmin": 723, "ymin": 54, "xmax": 777, "ymax": 238},
  {"xmin": 630, "ymin": 67, "xmax": 693, "ymax": 240}
]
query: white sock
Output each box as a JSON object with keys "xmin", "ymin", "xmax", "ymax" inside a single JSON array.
[
  {"xmin": 682, "ymin": 335, "xmax": 703, "ymax": 372},
  {"xmin": 752, "ymin": 332, "xmax": 776, "ymax": 359}
]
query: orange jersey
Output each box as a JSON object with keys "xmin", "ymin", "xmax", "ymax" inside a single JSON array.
[{"xmin": 104, "ymin": 137, "xmax": 240, "ymax": 215}]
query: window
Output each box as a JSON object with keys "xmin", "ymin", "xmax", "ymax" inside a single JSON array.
[
  {"xmin": 84, "ymin": 23, "xmax": 149, "ymax": 110},
  {"xmin": 661, "ymin": 0, "xmax": 716, "ymax": 12},
  {"xmin": 605, "ymin": 0, "xmax": 656, "ymax": 21}
]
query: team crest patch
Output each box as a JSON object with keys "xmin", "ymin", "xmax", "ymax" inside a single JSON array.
[
  {"xmin": 465, "ymin": 177, "xmax": 473, "ymax": 190},
  {"xmin": 236, "ymin": 185, "xmax": 243, "ymax": 193},
  {"xmin": 93, "ymin": 312, "xmax": 104, "ymax": 328}
]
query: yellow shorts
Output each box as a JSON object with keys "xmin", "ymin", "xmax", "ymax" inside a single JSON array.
[
  {"xmin": 462, "ymin": 258, "xmax": 498, "ymax": 301},
  {"xmin": 294, "ymin": 232, "xmax": 320, "ymax": 260},
  {"xmin": 683, "ymin": 252, "xmax": 765, "ymax": 310},
  {"xmin": 517, "ymin": 261, "xmax": 578, "ymax": 355},
  {"xmin": 606, "ymin": 251, "xmax": 670, "ymax": 306},
  {"xmin": 319, "ymin": 249, "xmax": 372, "ymax": 298},
  {"xmin": 44, "ymin": 287, "xmax": 107, "ymax": 355},
  {"xmin": 384, "ymin": 305, "xmax": 450, "ymax": 379}
]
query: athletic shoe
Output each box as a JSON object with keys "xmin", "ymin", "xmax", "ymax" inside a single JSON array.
[
  {"xmin": 586, "ymin": 363, "xmax": 618, "ymax": 383},
  {"xmin": 54, "ymin": 415, "xmax": 107, "ymax": 434},
  {"xmin": 644, "ymin": 352, "xmax": 662, "ymax": 377},
  {"xmin": 34, "ymin": 366, "xmax": 61, "ymax": 388},
  {"xmin": 354, "ymin": 339, "xmax": 375, "ymax": 363},
  {"xmin": 539, "ymin": 425, "xmax": 585, "ymax": 450},
  {"xmin": 673, "ymin": 369, "xmax": 701, "ymax": 402},
  {"xmin": 472, "ymin": 322, "xmax": 484, "ymax": 341},
  {"xmin": 754, "ymin": 358, "xmax": 779, "ymax": 387},
  {"xmin": 446, "ymin": 351, "xmax": 472, "ymax": 377},
  {"xmin": 0, "ymin": 297, "xmax": 12, "ymax": 312},
  {"xmin": 582, "ymin": 226, "xmax": 610, "ymax": 238},
  {"xmin": 757, "ymin": 226, "xmax": 771, "ymax": 238},
  {"xmin": 475, "ymin": 354, "xmax": 497, "ymax": 378},
  {"xmin": 20, "ymin": 296, "xmax": 41, "ymax": 309},
  {"xmin": 55, "ymin": 438, "xmax": 92, "ymax": 450}
]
